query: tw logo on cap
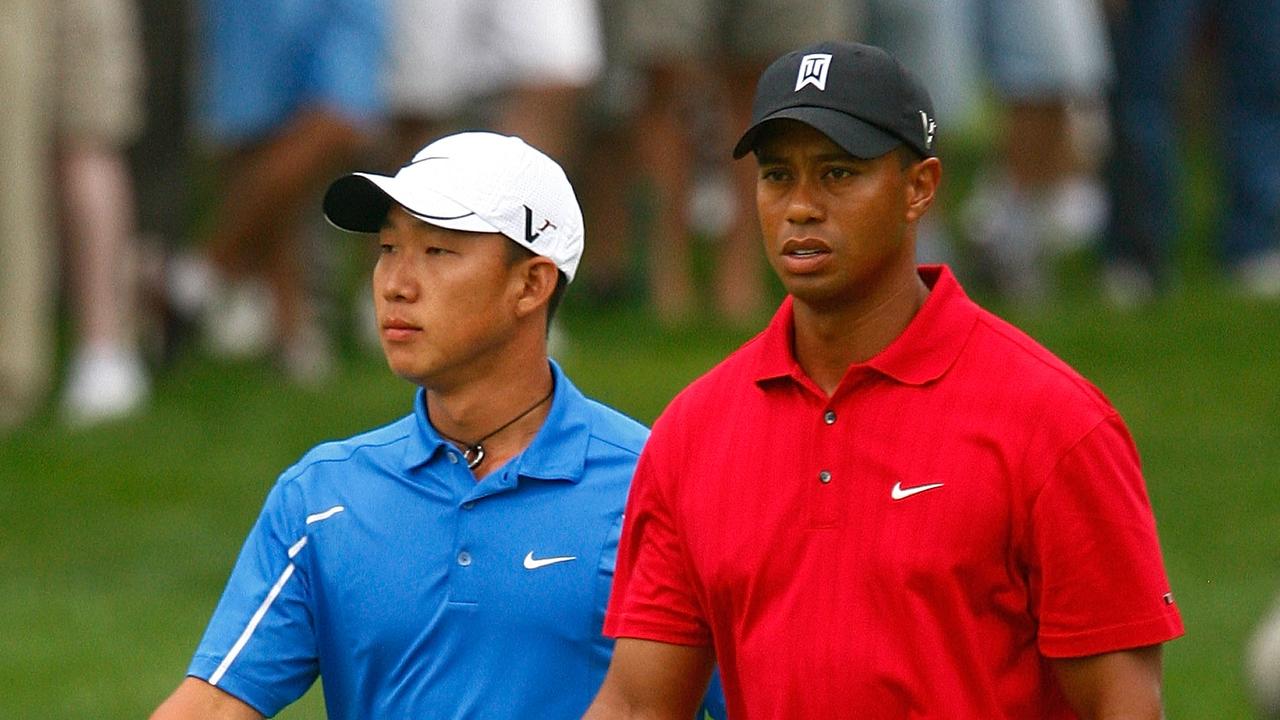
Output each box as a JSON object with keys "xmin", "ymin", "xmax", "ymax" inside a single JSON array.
[
  {"xmin": 920, "ymin": 111, "xmax": 936, "ymax": 150},
  {"xmin": 795, "ymin": 53, "xmax": 832, "ymax": 92}
]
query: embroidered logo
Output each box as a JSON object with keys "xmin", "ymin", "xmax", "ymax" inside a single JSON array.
[
  {"xmin": 795, "ymin": 53, "xmax": 833, "ymax": 92},
  {"xmin": 523, "ymin": 551, "xmax": 577, "ymax": 570},
  {"xmin": 890, "ymin": 481, "xmax": 945, "ymax": 501},
  {"xmin": 524, "ymin": 205, "xmax": 557, "ymax": 243},
  {"xmin": 920, "ymin": 110, "xmax": 936, "ymax": 150}
]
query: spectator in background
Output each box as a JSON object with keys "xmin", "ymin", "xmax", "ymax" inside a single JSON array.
[
  {"xmin": 0, "ymin": 0, "xmax": 150, "ymax": 430},
  {"xmin": 0, "ymin": 0, "xmax": 57, "ymax": 431},
  {"xmin": 386, "ymin": 0, "xmax": 603, "ymax": 165},
  {"xmin": 960, "ymin": 0, "xmax": 1114, "ymax": 304},
  {"xmin": 179, "ymin": 0, "xmax": 386, "ymax": 382},
  {"xmin": 1103, "ymin": 0, "xmax": 1280, "ymax": 306},
  {"xmin": 606, "ymin": 0, "xmax": 854, "ymax": 326},
  {"xmin": 129, "ymin": 0, "xmax": 192, "ymax": 364},
  {"xmin": 55, "ymin": 0, "xmax": 152, "ymax": 425}
]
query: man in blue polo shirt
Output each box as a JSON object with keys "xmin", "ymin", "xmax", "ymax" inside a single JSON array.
[{"xmin": 151, "ymin": 132, "xmax": 724, "ymax": 719}]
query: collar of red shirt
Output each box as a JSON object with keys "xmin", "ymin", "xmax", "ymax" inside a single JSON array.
[{"xmin": 751, "ymin": 264, "xmax": 980, "ymax": 389}]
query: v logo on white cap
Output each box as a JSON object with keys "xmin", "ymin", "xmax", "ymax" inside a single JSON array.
[
  {"xmin": 524, "ymin": 205, "xmax": 558, "ymax": 244},
  {"xmin": 795, "ymin": 53, "xmax": 832, "ymax": 92}
]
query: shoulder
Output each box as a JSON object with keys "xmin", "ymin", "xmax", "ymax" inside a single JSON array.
[
  {"xmin": 966, "ymin": 308, "xmax": 1115, "ymax": 419},
  {"xmin": 277, "ymin": 412, "xmax": 417, "ymax": 487},
  {"xmin": 960, "ymin": 308, "xmax": 1133, "ymax": 484},
  {"xmin": 555, "ymin": 379, "xmax": 650, "ymax": 463},
  {"xmin": 583, "ymin": 396, "xmax": 650, "ymax": 455}
]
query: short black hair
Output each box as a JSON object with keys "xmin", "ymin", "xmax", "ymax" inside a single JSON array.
[{"xmin": 504, "ymin": 242, "xmax": 568, "ymax": 329}]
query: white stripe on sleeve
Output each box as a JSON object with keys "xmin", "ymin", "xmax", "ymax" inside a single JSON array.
[{"xmin": 209, "ymin": 560, "xmax": 299, "ymax": 687}]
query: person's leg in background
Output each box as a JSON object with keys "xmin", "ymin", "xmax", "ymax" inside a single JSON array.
[
  {"xmin": 488, "ymin": 0, "xmax": 604, "ymax": 165},
  {"xmin": 968, "ymin": 0, "xmax": 1114, "ymax": 304},
  {"xmin": 55, "ymin": 0, "xmax": 151, "ymax": 425},
  {"xmin": 575, "ymin": 0, "xmax": 641, "ymax": 304},
  {"xmin": 202, "ymin": 108, "xmax": 366, "ymax": 378},
  {"xmin": 719, "ymin": 49, "xmax": 771, "ymax": 325},
  {"xmin": 384, "ymin": 0, "xmax": 483, "ymax": 166},
  {"xmin": 193, "ymin": 0, "xmax": 384, "ymax": 382},
  {"xmin": 1217, "ymin": 0, "xmax": 1280, "ymax": 297},
  {"xmin": 1101, "ymin": 0, "xmax": 1199, "ymax": 306},
  {"xmin": 616, "ymin": 0, "xmax": 703, "ymax": 325},
  {"xmin": 130, "ymin": 0, "xmax": 191, "ymax": 364},
  {"xmin": 0, "ymin": 0, "xmax": 56, "ymax": 431}
]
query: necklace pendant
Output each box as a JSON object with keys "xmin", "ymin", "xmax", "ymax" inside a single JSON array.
[{"xmin": 463, "ymin": 444, "xmax": 485, "ymax": 470}]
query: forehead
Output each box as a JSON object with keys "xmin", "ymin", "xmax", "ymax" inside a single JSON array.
[{"xmin": 753, "ymin": 120, "xmax": 850, "ymax": 161}]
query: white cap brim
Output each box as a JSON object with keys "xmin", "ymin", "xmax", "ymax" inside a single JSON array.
[{"xmin": 322, "ymin": 173, "xmax": 500, "ymax": 234}]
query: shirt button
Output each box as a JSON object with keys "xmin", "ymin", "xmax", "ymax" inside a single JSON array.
[
  {"xmin": 457, "ymin": 551, "xmax": 472, "ymax": 566},
  {"xmin": 448, "ymin": 452, "xmax": 459, "ymax": 464},
  {"xmin": 823, "ymin": 410, "xmax": 837, "ymax": 425},
  {"xmin": 819, "ymin": 470, "xmax": 832, "ymax": 484},
  {"xmin": 461, "ymin": 501, "xmax": 475, "ymax": 510}
]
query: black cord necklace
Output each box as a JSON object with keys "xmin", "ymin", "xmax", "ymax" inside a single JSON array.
[{"xmin": 437, "ymin": 387, "xmax": 554, "ymax": 470}]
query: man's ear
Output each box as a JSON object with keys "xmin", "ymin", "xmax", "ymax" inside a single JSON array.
[
  {"xmin": 512, "ymin": 257, "xmax": 559, "ymax": 320},
  {"xmin": 905, "ymin": 156, "xmax": 942, "ymax": 224}
]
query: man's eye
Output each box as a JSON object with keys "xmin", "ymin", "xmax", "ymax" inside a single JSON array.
[
  {"xmin": 379, "ymin": 244, "xmax": 395, "ymax": 254},
  {"xmin": 425, "ymin": 247, "xmax": 450, "ymax": 256},
  {"xmin": 760, "ymin": 168, "xmax": 787, "ymax": 181},
  {"xmin": 828, "ymin": 167, "xmax": 854, "ymax": 179}
]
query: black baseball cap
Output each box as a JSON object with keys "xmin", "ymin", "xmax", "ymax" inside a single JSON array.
[{"xmin": 733, "ymin": 40, "xmax": 937, "ymax": 160}]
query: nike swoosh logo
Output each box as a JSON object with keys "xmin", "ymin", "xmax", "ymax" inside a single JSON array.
[
  {"xmin": 891, "ymin": 481, "xmax": 945, "ymax": 500},
  {"xmin": 523, "ymin": 551, "xmax": 577, "ymax": 570}
]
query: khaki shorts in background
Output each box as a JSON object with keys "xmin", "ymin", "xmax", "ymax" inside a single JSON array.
[
  {"xmin": 615, "ymin": 0, "xmax": 852, "ymax": 63},
  {"xmin": 54, "ymin": 0, "xmax": 144, "ymax": 145}
]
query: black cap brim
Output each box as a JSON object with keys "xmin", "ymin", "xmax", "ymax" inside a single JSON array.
[
  {"xmin": 732, "ymin": 106, "xmax": 904, "ymax": 160},
  {"xmin": 323, "ymin": 175, "xmax": 395, "ymax": 233}
]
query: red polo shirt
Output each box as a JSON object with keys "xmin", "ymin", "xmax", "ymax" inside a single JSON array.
[{"xmin": 605, "ymin": 266, "xmax": 1183, "ymax": 719}]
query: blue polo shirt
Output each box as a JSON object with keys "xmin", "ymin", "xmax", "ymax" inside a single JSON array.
[{"xmin": 187, "ymin": 362, "xmax": 720, "ymax": 718}]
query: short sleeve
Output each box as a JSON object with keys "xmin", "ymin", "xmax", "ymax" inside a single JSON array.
[
  {"xmin": 603, "ymin": 416, "xmax": 712, "ymax": 647},
  {"xmin": 187, "ymin": 479, "xmax": 319, "ymax": 715},
  {"xmin": 1029, "ymin": 413, "xmax": 1185, "ymax": 657}
]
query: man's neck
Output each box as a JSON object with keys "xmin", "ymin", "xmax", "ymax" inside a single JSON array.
[
  {"xmin": 425, "ymin": 349, "xmax": 555, "ymax": 478},
  {"xmin": 791, "ymin": 270, "xmax": 930, "ymax": 396}
]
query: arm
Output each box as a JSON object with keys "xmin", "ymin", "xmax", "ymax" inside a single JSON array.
[
  {"xmin": 1051, "ymin": 645, "xmax": 1165, "ymax": 720},
  {"xmin": 583, "ymin": 638, "xmax": 715, "ymax": 720},
  {"xmin": 151, "ymin": 677, "xmax": 263, "ymax": 720}
]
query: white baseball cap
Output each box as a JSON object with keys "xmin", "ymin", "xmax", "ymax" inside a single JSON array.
[{"xmin": 323, "ymin": 132, "xmax": 584, "ymax": 281}]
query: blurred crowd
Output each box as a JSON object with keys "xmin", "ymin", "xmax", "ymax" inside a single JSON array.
[{"xmin": 3, "ymin": 0, "xmax": 1280, "ymax": 434}]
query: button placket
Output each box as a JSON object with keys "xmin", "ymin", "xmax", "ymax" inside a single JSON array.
[{"xmin": 809, "ymin": 399, "xmax": 843, "ymax": 529}]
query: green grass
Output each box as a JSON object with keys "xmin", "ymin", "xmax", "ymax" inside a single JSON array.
[
  {"xmin": 2, "ymin": 271, "xmax": 1278, "ymax": 718},
  {"xmin": 3, "ymin": 109, "xmax": 1274, "ymax": 716}
]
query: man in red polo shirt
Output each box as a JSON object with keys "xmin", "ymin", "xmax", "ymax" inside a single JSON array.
[{"xmin": 583, "ymin": 40, "xmax": 1184, "ymax": 719}]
